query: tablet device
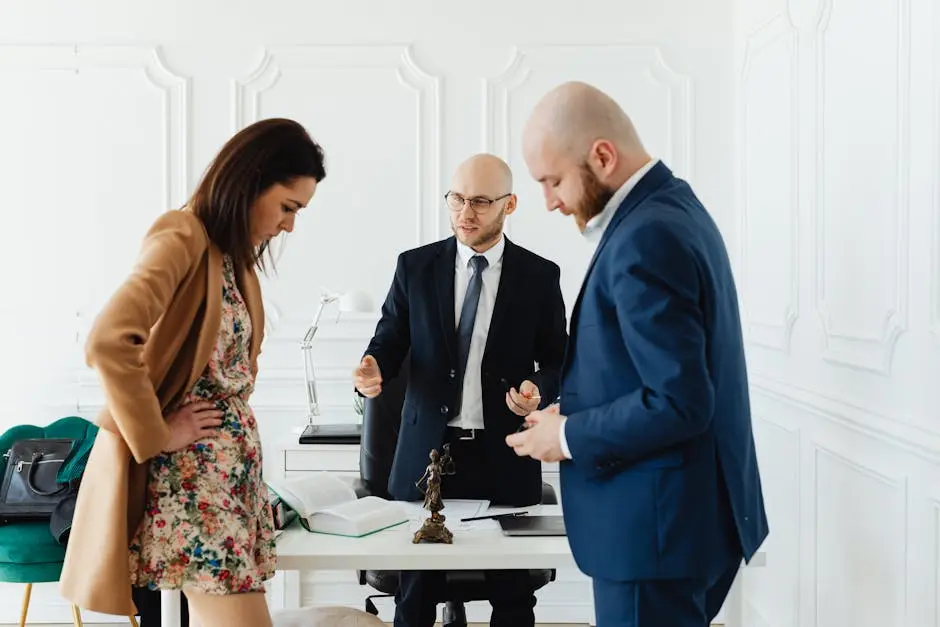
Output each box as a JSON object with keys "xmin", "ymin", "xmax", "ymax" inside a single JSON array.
[{"xmin": 497, "ymin": 515, "xmax": 566, "ymax": 536}]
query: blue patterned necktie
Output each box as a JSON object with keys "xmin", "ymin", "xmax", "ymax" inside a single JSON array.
[{"xmin": 455, "ymin": 254, "xmax": 488, "ymax": 411}]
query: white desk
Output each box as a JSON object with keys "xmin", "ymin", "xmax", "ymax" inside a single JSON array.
[
  {"xmin": 275, "ymin": 512, "xmax": 576, "ymax": 572},
  {"xmin": 159, "ymin": 508, "xmax": 766, "ymax": 627},
  {"xmin": 159, "ymin": 506, "xmax": 577, "ymax": 627},
  {"xmin": 156, "ymin": 433, "xmax": 767, "ymax": 626}
]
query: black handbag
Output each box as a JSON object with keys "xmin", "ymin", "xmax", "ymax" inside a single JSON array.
[{"xmin": 0, "ymin": 437, "xmax": 75, "ymax": 522}]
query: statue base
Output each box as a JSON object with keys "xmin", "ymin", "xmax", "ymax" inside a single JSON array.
[{"xmin": 412, "ymin": 513, "xmax": 453, "ymax": 544}]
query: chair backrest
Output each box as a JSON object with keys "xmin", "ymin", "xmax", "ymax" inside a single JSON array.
[
  {"xmin": 358, "ymin": 352, "xmax": 410, "ymax": 499},
  {"xmin": 0, "ymin": 416, "xmax": 97, "ymax": 479}
]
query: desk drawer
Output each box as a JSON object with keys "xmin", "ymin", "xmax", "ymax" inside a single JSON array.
[
  {"xmin": 284, "ymin": 449, "xmax": 360, "ymax": 472},
  {"xmin": 284, "ymin": 470, "xmax": 359, "ymax": 481}
]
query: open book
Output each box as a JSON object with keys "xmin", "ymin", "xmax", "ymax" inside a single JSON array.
[{"xmin": 266, "ymin": 472, "xmax": 408, "ymax": 538}]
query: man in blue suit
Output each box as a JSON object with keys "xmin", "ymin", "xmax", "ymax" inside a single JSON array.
[{"xmin": 506, "ymin": 81, "xmax": 768, "ymax": 626}]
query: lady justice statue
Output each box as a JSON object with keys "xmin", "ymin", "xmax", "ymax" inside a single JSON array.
[{"xmin": 413, "ymin": 443, "xmax": 456, "ymax": 544}]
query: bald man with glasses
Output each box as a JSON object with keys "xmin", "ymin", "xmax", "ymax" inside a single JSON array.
[{"xmin": 354, "ymin": 153, "xmax": 569, "ymax": 627}]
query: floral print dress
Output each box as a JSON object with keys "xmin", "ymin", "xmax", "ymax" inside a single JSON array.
[{"xmin": 129, "ymin": 254, "xmax": 276, "ymax": 595}]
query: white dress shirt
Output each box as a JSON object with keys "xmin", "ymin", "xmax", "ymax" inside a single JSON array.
[
  {"xmin": 559, "ymin": 158, "xmax": 659, "ymax": 459},
  {"xmin": 450, "ymin": 236, "xmax": 505, "ymax": 429}
]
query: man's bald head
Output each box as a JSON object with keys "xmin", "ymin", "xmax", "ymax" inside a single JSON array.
[
  {"xmin": 447, "ymin": 153, "xmax": 516, "ymax": 252},
  {"xmin": 523, "ymin": 81, "xmax": 645, "ymax": 163},
  {"xmin": 450, "ymin": 153, "xmax": 513, "ymax": 194},
  {"xmin": 521, "ymin": 82, "xmax": 651, "ymax": 232}
]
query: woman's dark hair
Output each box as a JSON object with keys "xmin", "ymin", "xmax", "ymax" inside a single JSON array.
[{"xmin": 189, "ymin": 117, "xmax": 326, "ymax": 272}]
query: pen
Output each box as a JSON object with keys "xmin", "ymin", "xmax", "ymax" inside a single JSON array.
[{"xmin": 460, "ymin": 511, "xmax": 528, "ymax": 522}]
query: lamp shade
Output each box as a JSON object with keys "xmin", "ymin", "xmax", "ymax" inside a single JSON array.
[{"xmin": 338, "ymin": 290, "xmax": 373, "ymax": 313}]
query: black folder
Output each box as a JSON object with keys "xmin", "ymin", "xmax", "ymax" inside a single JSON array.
[
  {"xmin": 298, "ymin": 423, "xmax": 362, "ymax": 445},
  {"xmin": 497, "ymin": 515, "xmax": 566, "ymax": 536}
]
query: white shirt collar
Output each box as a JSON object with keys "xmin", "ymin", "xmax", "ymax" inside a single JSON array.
[
  {"xmin": 583, "ymin": 158, "xmax": 659, "ymax": 243},
  {"xmin": 456, "ymin": 234, "xmax": 505, "ymax": 269}
]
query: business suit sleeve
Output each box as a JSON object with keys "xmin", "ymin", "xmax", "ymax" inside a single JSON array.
[
  {"xmin": 85, "ymin": 211, "xmax": 208, "ymax": 463},
  {"xmin": 363, "ymin": 252, "xmax": 411, "ymax": 382},
  {"xmin": 528, "ymin": 262, "xmax": 567, "ymax": 407},
  {"xmin": 563, "ymin": 219, "xmax": 715, "ymax": 475}
]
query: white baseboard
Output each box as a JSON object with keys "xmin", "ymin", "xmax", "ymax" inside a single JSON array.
[{"xmin": 0, "ymin": 581, "xmax": 124, "ymax": 624}]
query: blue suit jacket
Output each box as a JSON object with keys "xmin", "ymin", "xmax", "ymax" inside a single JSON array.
[{"xmin": 558, "ymin": 162, "xmax": 768, "ymax": 583}]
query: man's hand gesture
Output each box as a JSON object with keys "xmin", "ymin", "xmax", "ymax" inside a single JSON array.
[
  {"xmin": 506, "ymin": 380, "xmax": 541, "ymax": 416},
  {"xmin": 354, "ymin": 355, "xmax": 383, "ymax": 398}
]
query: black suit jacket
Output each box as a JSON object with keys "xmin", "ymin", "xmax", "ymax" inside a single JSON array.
[{"xmin": 364, "ymin": 236, "xmax": 568, "ymax": 506}]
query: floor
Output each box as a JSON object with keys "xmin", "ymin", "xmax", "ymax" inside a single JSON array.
[{"xmin": 31, "ymin": 623, "xmax": 721, "ymax": 627}]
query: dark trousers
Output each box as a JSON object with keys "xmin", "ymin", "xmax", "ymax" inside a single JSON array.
[
  {"xmin": 394, "ymin": 431, "xmax": 537, "ymax": 627},
  {"xmin": 591, "ymin": 561, "xmax": 739, "ymax": 627},
  {"xmin": 132, "ymin": 586, "xmax": 190, "ymax": 627},
  {"xmin": 591, "ymin": 453, "xmax": 744, "ymax": 627}
]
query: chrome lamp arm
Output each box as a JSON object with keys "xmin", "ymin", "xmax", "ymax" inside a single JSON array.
[{"xmin": 301, "ymin": 292, "xmax": 340, "ymax": 423}]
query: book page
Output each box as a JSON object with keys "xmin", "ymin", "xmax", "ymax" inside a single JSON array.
[
  {"xmin": 320, "ymin": 495, "xmax": 393, "ymax": 520},
  {"xmin": 266, "ymin": 472, "xmax": 357, "ymax": 518},
  {"xmin": 313, "ymin": 496, "xmax": 408, "ymax": 537}
]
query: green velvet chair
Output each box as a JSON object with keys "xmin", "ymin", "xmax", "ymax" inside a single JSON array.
[{"xmin": 0, "ymin": 416, "xmax": 138, "ymax": 627}]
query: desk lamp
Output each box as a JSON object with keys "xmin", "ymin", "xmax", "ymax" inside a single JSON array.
[{"xmin": 299, "ymin": 288, "xmax": 373, "ymax": 444}]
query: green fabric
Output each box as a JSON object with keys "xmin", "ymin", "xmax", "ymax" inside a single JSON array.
[
  {"xmin": 57, "ymin": 421, "xmax": 99, "ymax": 483},
  {"xmin": 0, "ymin": 560, "xmax": 63, "ymax": 583},
  {"xmin": 0, "ymin": 562, "xmax": 62, "ymax": 583},
  {"xmin": 0, "ymin": 416, "xmax": 98, "ymax": 483},
  {"xmin": 0, "ymin": 416, "xmax": 97, "ymax": 584},
  {"xmin": 0, "ymin": 521, "xmax": 66, "ymax": 564}
]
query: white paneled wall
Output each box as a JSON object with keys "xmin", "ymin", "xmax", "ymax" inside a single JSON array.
[
  {"xmin": 0, "ymin": 0, "xmax": 734, "ymax": 623},
  {"xmin": 733, "ymin": 0, "xmax": 940, "ymax": 625}
]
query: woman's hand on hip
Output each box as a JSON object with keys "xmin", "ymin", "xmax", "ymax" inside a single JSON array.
[{"xmin": 163, "ymin": 401, "xmax": 224, "ymax": 452}]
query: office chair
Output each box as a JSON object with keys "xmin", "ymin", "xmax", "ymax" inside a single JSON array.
[{"xmin": 354, "ymin": 353, "xmax": 557, "ymax": 627}]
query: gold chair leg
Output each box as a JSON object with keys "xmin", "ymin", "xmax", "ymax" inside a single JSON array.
[
  {"xmin": 128, "ymin": 613, "xmax": 140, "ymax": 627},
  {"xmin": 71, "ymin": 604, "xmax": 84, "ymax": 627},
  {"xmin": 19, "ymin": 583, "xmax": 32, "ymax": 627}
]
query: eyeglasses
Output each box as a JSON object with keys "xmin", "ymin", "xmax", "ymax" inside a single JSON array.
[{"xmin": 444, "ymin": 191, "xmax": 512, "ymax": 215}]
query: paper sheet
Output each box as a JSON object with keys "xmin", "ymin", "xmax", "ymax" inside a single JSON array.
[{"xmin": 399, "ymin": 499, "xmax": 490, "ymax": 531}]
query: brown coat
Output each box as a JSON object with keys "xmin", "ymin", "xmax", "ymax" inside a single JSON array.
[{"xmin": 59, "ymin": 209, "xmax": 265, "ymax": 615}]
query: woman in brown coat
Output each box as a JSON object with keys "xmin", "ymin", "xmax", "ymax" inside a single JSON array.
[{"xmin": 59, "ymin": 118, "xmax": 326, "ymax": 627}]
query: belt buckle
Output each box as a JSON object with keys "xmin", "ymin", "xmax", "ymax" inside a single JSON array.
[{"xmin": 459, "ymin": 428, "xmax": 476, "ymax": 440}]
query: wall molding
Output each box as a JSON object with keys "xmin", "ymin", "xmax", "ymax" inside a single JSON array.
[
  {"xmin": 932, "ymin": 0, "xmax": 940, "ymax": 341},
  {"xmin": 813, "ymin": 441, "xmax": 908, "ymax": 490},
  {"xmin": 482, "ymin": 44, "xmax": 694, "ymax": 180},
  {"xmin": 232, "ymin": 44, "xmax": 441, "ymax": 247},
  {"xmin": 738, "ymin": 13, "xmax": 800, "ymax": 352},
  {"xmin": 0, "ymin": 43, "xmax": 189, "ymax": 214},
  {"xmin": 812, "ymin": 443, "xmax": 909, "ymax": 626},
  {"xmin": 751, "ymin": 411, "xmax": 803, "ymax": 627},
  {"xmin": 813, "ymin": 0, "xmax": 911, "ymax": 374},
  {"xmin": 742, "ymin": 599, "xmax": 774, "ymax": 627},
  {"xmin": 231, "ymin": 44, "xmax": 441, "ymax": 322},
  {"xmin": 0, "ymin": 44, "xmax": 190, "ymax": 415},
  {"xmin": 0, "ymin": 44, "xmax": 188, "ymax": 210},
  {"xmin": 751, "ymin": 373, "xmax": 940, "ymax": 465},
  {"xmin": 934, "ymin": 505, "xmax": 940, "ymax": 627},
  {"xmin": 481, "ymin": 46, "xmax": 532, "ymax": 163}
]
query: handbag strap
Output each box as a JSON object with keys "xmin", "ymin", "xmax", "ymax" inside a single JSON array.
[{"xmin": 26, "ymin": 452, "xmax": 67, "ymax": 497}]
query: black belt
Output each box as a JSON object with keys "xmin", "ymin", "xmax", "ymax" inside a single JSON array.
[{"xmin": 446, "ymin": 426, "xmax": 482, "ymax": 441}]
